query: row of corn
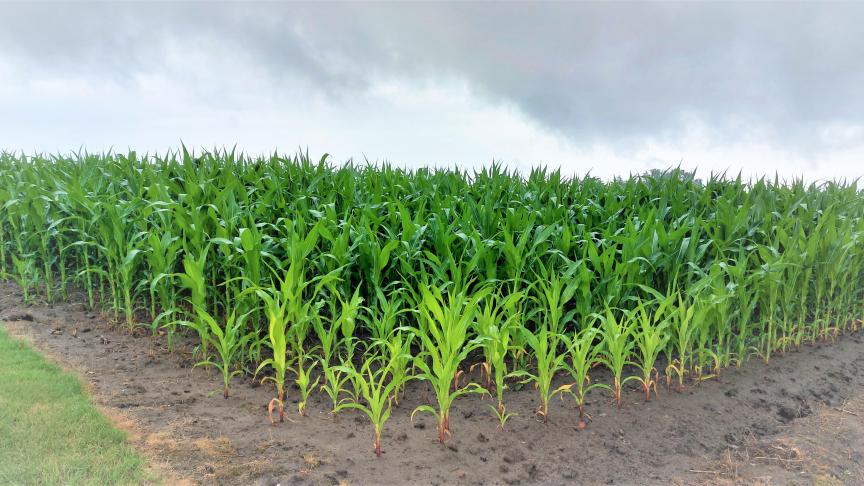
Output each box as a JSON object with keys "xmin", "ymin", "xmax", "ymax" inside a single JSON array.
[{"xmin": 1, "ymin": 149, "xmax": 862, "ymax": 455}]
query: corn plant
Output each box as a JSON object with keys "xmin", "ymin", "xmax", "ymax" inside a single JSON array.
[
  {"xmin": 411, "ymin": 283, "xmax": 490, "ymax": 443},
  {"xmin": 334, "ymin": 352, "xmax": 411, "ymax": 457},
  {"xmin": 313, "ymin": 311, "xmax": 350, "ymax": 417},
  {"xmin": 95, "ymin": 202, "xmax": 146, "ymax": 328},
  {"xmin": 562, "ymin": 325, "xmax": 608, "ymax": 427},
  {"xmin": 597, "ymin": 308, "xmax": 637, "ymax": 408},
  {"xmin": 292, "ymin": 344, "xmax": 320, "ymax": 417},
  {"xmin": 332, "ymin": 286, "xmax": 364, "ymax": 358},
  {"xmin": 191, "ymin": 306, "xmax": 253, "ymax": 399},
  {"xmin": 753, "ymin": 245, "xmax": 784, "ymax": 363},
  {"xmin": 143, "ymin": 231, "xmax": 181, "ymax": 321},
  {"xmin": 252, "ymin": 280, "xmax": 293, "ymax": 424},
  {"xmin": 630, "ymin": 299, "xmax": 670, "ymax": 401},
  {"xmin": 512, "ymin": 270, "xmax": 578, "ymax": 423},
  {"xmin": 361, "ymin": 287, "xmax": 408, "ymax": 342},
  {"xmin": 10, "ymin": 253, "xmax": 37, "ymax": 302},
  {"xmin": 156, "ymin": 249, "xmax": 210, "ymax": 357},
  {"xmin": 255, "ymin": 220, "xmax": 338, "ymax": 419},
  {"xmin": 666, "ymin": 293, "xmax": 696, "ymax": 391},
  {"xmin": 473, "ymin": 290, "xmax": 524, "ymax": 428},
  {"xmin": 375, "ymin": 329, "xmax": 414, "ymax": 406}
]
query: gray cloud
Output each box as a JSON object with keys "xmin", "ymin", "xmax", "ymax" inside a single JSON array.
[{"xmin": 2, "ymin": 1, "xmax": 863, "ymax": 149}]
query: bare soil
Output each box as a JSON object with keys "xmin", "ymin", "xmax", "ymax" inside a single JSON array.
[{"xmin": 1, "ymin": 282, "xmax": 863, "ymax": 485}]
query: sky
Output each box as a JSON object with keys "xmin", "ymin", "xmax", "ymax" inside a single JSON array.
[{"xmin": 1, "ymin": 1, "xmax": 863, "ymax": 181}]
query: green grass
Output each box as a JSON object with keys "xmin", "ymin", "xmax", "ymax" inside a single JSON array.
[{"xmin": 0, "ymin": 327, "xmax": 150, "ymax": 485}]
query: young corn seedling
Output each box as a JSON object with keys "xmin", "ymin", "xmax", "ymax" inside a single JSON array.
[
  {"xmin": 22, "ymin": 193, "xmax": 57, "ymax": 304},
  {"xmin": 332, "ymin": 286, "xmax": 364, "ymax": 359},
  {"xmin": 473, "ymin": 290, "xmax": 523, "ymax": 389},
  {"xmin": 512, "ymin": 270, "xmax": 578, "ymax": 423},
  {"xmin": 64, "ymin": 226, "xmax": 100, "ymax": 310},
  {"xmin": 253, "ymin": 220, "xmax": 338, "ymax": 421},
  {"xmin": 307, "ymin": 285, "xmax": 362, "ymax": 416},
  {"xmin": 598, "ymin": 308, "xmax": 637, "ymax": 408},
  {"xmin": 690, "ymin": 297, "xmax": 720, "ymax": 382},
  {"xmin": 726, "ymin": 255, "xmax": 758, "ymax": 368},
  {"xmin": 95, "ymin": 202, "xmax": 145, "ymax": 328},
  {"xmin": 0, "ymin": 188, "xmax": 8, "ymax": 279},
  {"xmin": 360, "ymin": 287, "xmax": 408, "ymax": 342},
  {"xmin": 118, "ymin": 245, "xmax": 145, "ymax": 331},
  {"xmin": 335, "ymin": 352, "xmax": 410, "ymax": 457},
  {"xmin": 154, "ymin": 249, "xmax": 210, "ymax": 357},
  {"xmin": 513, "ymin": 319, "xmax": 571, "ymax": 423},
  {"xmin": 10, "ymin": 253, "xmax": 37, "ymax": 303},
  {"xmin": 473, "ymin": 290, "xmax": 524, "ymax": 428},
  {"xmin": 563, "ymin": 326, "xmax": 608, "ymax": 427},
  {"xmin": 313, "ymin": 311, "xmax": 351, "ymax": 417},
  {"xmin": 191, "ymin": 306, "xmax": 253, "ymax": 399},
  {"xmin": 292, "ymin": 342, "xmax": 320, "ymax": 417},
  {"xmin": 319, "ymin": 355, "xmax": 354, "ymax": 418},
  {"xmin": 666, "ymin": 292, "xmax": 696, "ymax": 391},
  {"xmin": 630, "ymin": 299, "xmax": 670, "ymax": 401},
  {"xmin": 283, "ymin": 292, "xmax": 326, "ymax": 419},
  {"xmin": 253, "ymin": 283, "xmax": 293, "ymax": 424},
  {"xmin": 411, "ymin": 283, "xmax": 490, "ymax": 444},
  {"xmin": 374, "ymin": 329, "xmax": 414, "ymax": 406}
]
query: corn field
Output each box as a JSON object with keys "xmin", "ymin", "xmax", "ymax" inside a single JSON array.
[{"xmin": 1, "ymin": 149, "xmax": 863, "ymax": 455}]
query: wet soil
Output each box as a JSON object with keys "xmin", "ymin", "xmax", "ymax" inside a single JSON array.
[{"xmin": 1, "ymin": 282, "xmax": 863, "ymax": 485}]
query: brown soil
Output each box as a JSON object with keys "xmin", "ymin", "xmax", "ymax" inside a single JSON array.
[{"xmin": 1, "ymin": 282, "xmax": 863, "ymax": 485}]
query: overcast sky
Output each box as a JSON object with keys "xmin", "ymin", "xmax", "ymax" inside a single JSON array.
[{"xmin": 1, "ymin": 2, "xmax": 863, "ymax": 181}]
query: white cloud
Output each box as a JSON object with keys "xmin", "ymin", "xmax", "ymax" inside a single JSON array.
[{"xmin": 1, "ymin": 2, "xmax": 862, "ymax": 183}]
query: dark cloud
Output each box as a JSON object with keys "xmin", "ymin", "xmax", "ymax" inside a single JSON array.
[{"xmin": 2, "ymin": 2, "xmax": 863, "ymax": 146}]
